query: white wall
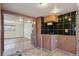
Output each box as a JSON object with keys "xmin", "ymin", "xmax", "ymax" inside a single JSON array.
[
  {"xmin": 4, "ymin": 14, "xmax": 23, "ymax": 39},
  {"xmin": 4, "ymin": 14, "xmax": 34, "ymax": 40},
  {"xmin": 24, "ymin": 19, "xmax": 33, "ymax": 39},
  {"xmin": 4, "ymin": 23, "xmax": 23, "ymax": 38}
]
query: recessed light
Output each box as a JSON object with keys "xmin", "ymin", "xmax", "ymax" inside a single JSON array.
[
  {"xmin": 19, "ymin": 17, "xmax": 23, "ymax": 22},
  {"xmin": 33, "ymin": 21, "xmax": 36, "ymax": 24},
  {"xmin": 50, "ymin": 7, "xmax": 60, "ymax": 14},
  {"xmin": 39, "ymin": 3, "xmax": 48, "ymax": 7},
  {"xmin": 27, "ymin": 20, "xmax": 32, "ymax": 23}
]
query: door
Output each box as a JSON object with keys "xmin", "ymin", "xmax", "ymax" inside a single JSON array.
[{"xmin": 0, "ymin": 6, "xmax": 4, "ymax": 56}]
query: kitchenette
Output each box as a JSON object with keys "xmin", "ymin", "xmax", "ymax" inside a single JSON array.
[{"xmin": 32, "ymin": 11, "xmax": 76, "ymax": 54}]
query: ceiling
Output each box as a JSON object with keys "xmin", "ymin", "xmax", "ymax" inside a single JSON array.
[{"xmin": 2, "ymin": 3, "xmax": 78, "ymax": 18}]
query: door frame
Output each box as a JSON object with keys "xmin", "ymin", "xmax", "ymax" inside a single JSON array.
[{"xmin": 1, "ymin": 9, "xmax": 4, "ymax": 56}]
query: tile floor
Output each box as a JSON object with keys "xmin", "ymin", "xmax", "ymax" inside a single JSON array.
[{"xmin": 3, "ymin": 37, "xmax": 75, "ymax": 56}]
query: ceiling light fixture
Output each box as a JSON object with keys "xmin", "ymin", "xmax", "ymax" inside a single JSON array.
[
  {"xmin": 33, "ymin": 21, "xmax": 36, "ymax": 24},
  {"xmin": 19, "ymin": 17, "xmax": 23, "ymax": 22},
  {"xmin": 47, "ymin": 22, "xmax": 53, "ymax": 25},
  {"xmin": 39, "ymin": 3, "xmax": 48, "ymax": 7},
  {"xmin": 27, "ymin": 20, "xmax": 32, "ymax": 23},
  {"xmin": 50, "ymin": 7, "xmax": 60, "ymax": 14}
]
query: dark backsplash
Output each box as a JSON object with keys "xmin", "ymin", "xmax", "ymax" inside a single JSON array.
[{"xmin": 41, "ymin": 11, "xmax": 76, "ymax": 35}]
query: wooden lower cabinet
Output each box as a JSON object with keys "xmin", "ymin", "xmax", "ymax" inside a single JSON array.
[
  {"xmin": 42, "ymin": 35, "xmax": 57, "ymax": 51},
  {"xmin": 57, "ymin": 35, "xmax": 76, "ymax": 54},
  {"xmin": 36, "ymin": 34, "xmax": 76, "ymax": 54},
  {"xmin": 36, "ymin": 36, "xmax": 42, "ymax": 48},
  {"xmin": 36, "ymin": 35, "xmax": 76, "ymax": 54},
  {"xmin": 42, "ymin": 35, "xmax": 51, "ymax": 50},
  {"xmin": 36, "ymin": 34, "xmax": 57, "ymax": 50}
]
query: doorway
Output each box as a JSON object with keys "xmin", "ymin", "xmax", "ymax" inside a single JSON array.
[{"xmin": 3, "ymin": 13, "xmax": 35, "ymax": 56}]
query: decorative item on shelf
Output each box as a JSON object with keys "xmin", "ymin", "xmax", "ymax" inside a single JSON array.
[
  {"xmin": 75, "ymin": 27, "xmax": 76, "ymax": 31},
  {"xmin": 65, "ymin": 16, "xmax": 68, "ymax": 19},
  {"xmin": 68, "ymin": 17, "xmax": 71, "ymax": 21},
  {"xmin": 19, "ymin": 16, "xmax": 23, "ymax": 22},
  {"xmin": 65, "ymin": 29, "xmax": 69, "ymax": 33}
]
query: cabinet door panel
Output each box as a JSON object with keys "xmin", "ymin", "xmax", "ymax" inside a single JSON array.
[
  {"xmin": 57, "ymin": 35, "xmax": 76, "ymax": 54},
  {"xmin": 42, "ymin": 35, "xmax": 51, "ymax": 50}
]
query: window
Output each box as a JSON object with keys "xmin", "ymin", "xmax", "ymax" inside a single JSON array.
[{"xmin": 4, "ymin": 25, "xmax": 15, "ymax": 31}]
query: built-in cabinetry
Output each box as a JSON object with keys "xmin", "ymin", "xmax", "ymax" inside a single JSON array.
[
  {"xmin": 32, "ymin": 11, "xmax": 76, "ymax": 54},
  {"xmin": 42, "ymin": 35, "xmax": 51, "ymax": 50},
  {"xmin": 41, "ymin": 11, "xmax": 76, "ymax": 35},
  {"xmin": 57, "ymin": 35, "xmax": 76, "ymax": 54},
  {"xmin": 36, "ymin": 17, "xmax": 57, "ymax": 50},
  {"xmin": 42, "ymin": 35, "xmax": 57, "ymax": 51}
]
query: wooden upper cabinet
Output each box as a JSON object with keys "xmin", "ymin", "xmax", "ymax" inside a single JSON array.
[{"xmin": 44, "ymin": 15, "xmax": 58, "ymax": 23}]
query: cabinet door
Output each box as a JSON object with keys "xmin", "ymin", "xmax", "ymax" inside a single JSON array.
[
  {"xmin": 42, "ymin": 35, "xmax": 51, "ymax": 50},
  {"xmin": 65, "ymin": 36, "xmax": 76, "ymax": 54},
  {"xmin": 57, "ymin": 35, "xmax": 76, "ymax": 54}
]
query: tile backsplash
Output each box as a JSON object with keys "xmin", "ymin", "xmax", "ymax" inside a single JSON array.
[{"xmin": 41, "ymin": 11, "xmax": 76, "ymax": 35}]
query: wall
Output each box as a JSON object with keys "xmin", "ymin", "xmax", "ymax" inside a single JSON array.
[
  {"xmin": 4, "ymin": 23, "xmax": 23, "ymax": 38},
  {"xmin": 41, "ymin": 11, "xmax": 76, "ymax": 35},
  {"xmin": 76, "ymin": 10, "xmax": 79, "ymax": 55},
  {"xmin": 24, "ymin": 18, "xmax": 33, "ymax": 39},
  {"xmin": 4, "ymin": 14, "xmax": 34, "ymax": 39},
  {"xmin": 4, "ymin": 14, "xmax": 23, "ymax": 39}
]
